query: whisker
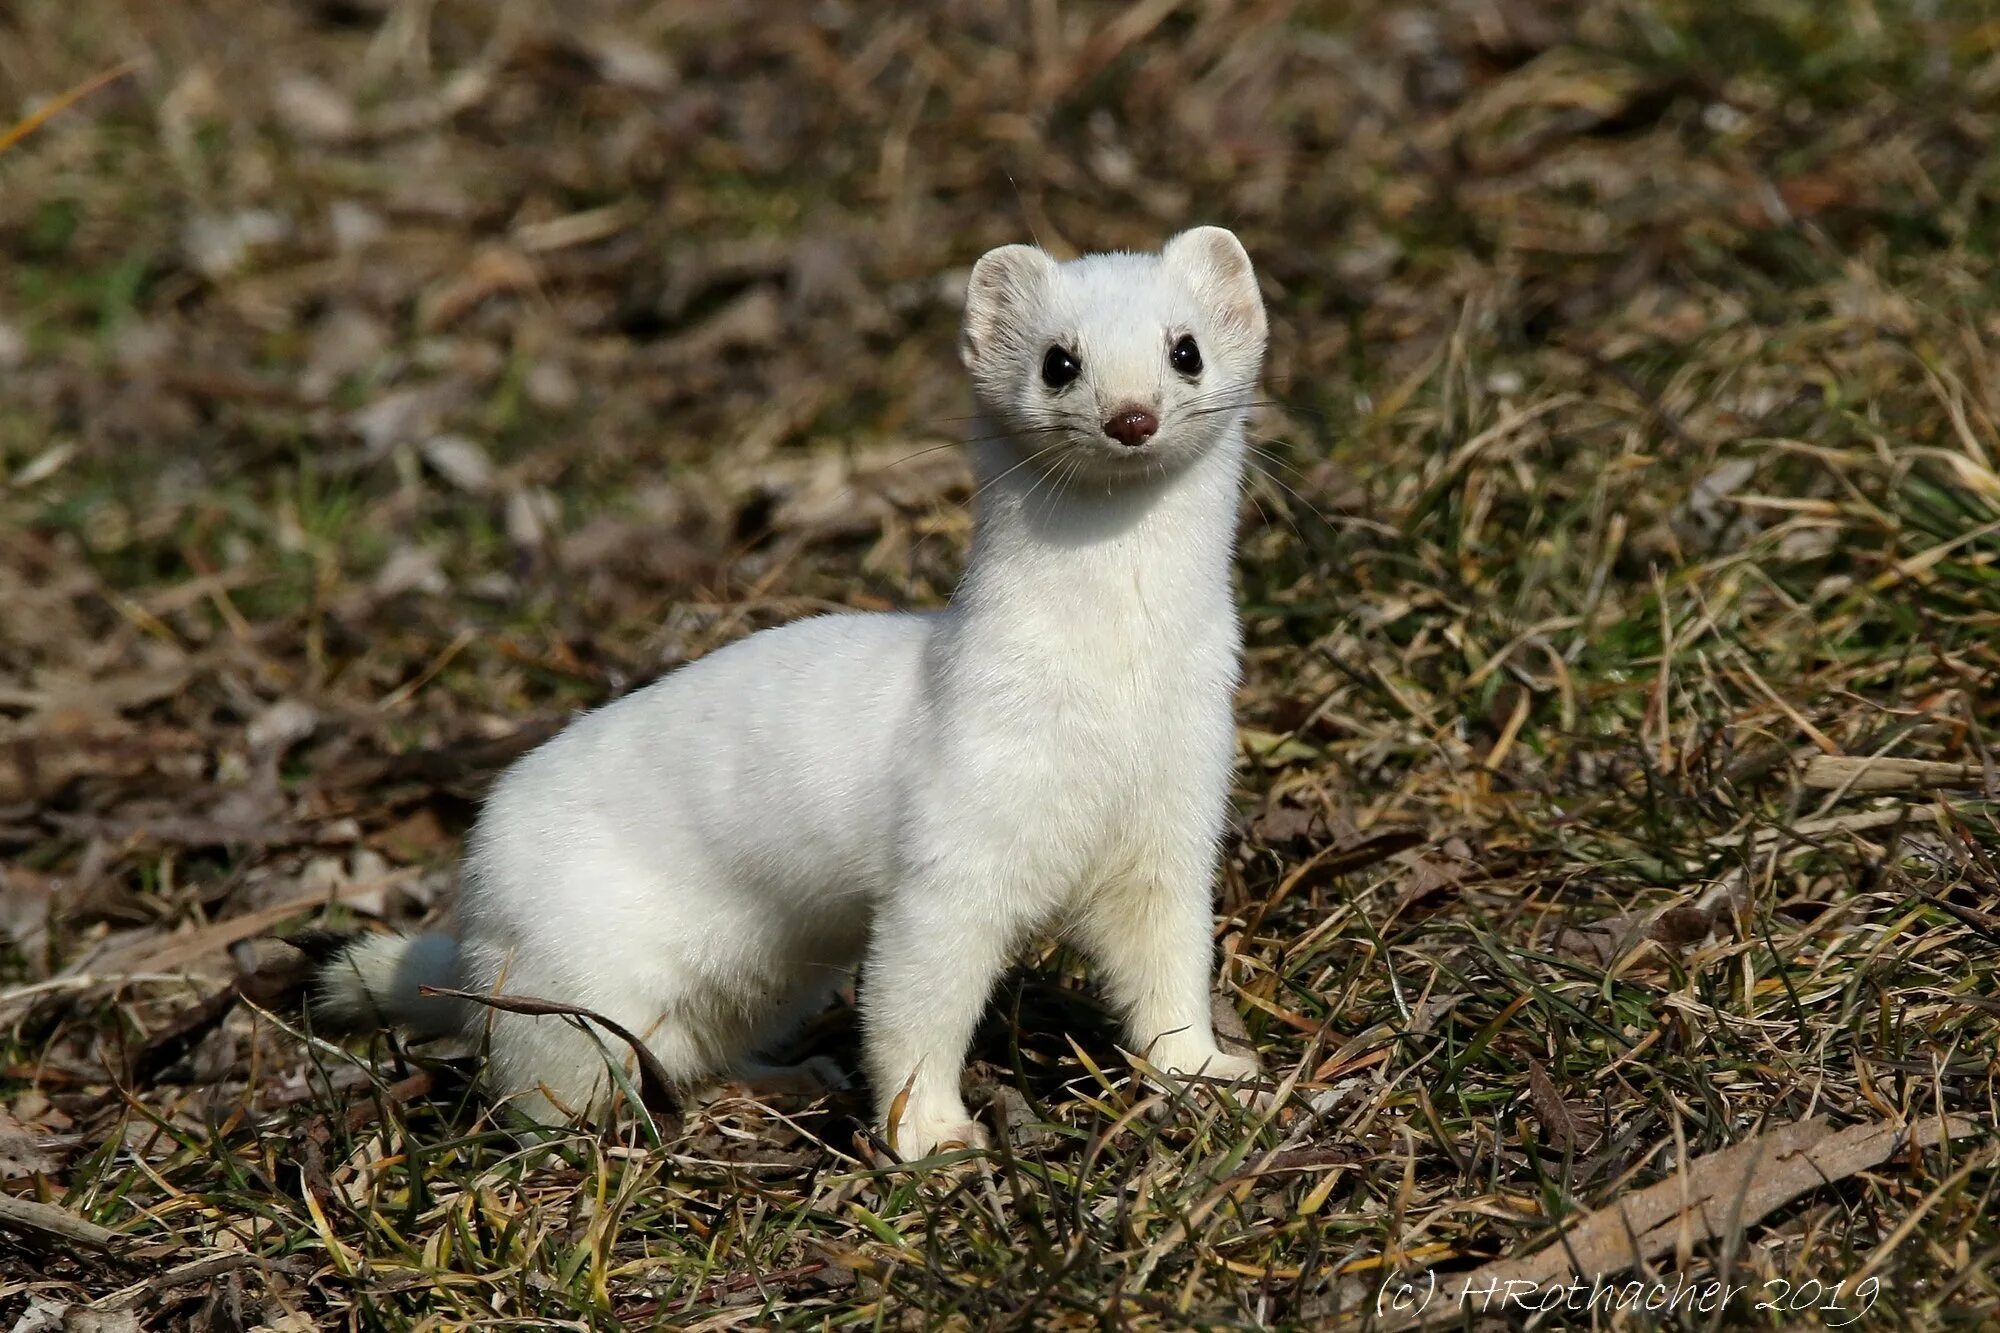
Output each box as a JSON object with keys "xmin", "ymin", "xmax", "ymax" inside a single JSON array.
[
  {"xmin": 1053, "ymin": 453, "xmax": 1089, "ymax": 521},
  {"xmin": 891, "ymin": 434, "xmax": 1073, "ymax": 599},
  {"xmin": 1035, "ymin": 452, "xmax": 1077, "ymax": 530},
  {"xmin": 1184, "ymin": 400, "xmax": 1267, "ymax": 420},
  {"xmin": 862, "ymin": 424, "xmax": 1073, "ymax": 484},
  {"xmin": 964, "ymin": 423, "xmax": 1072, "ymax": 441},
  {"xmin": 857, "ymin": 440, "xmax": 961, "ymax": 478},
  {"xmin": 969, "ymin": 439, "xmax": 1071, "ymax": 509},
  {"xmin": 1179, "ymin": 390, "xmax": 1333, "ymax": 424},
  {"xmin": 1239, "ymin": 450, "xmax": 1352, "ymax": 544},
  {"xmin": 1238, "ymin": 463, "xmax": 1280, "ymax": 543},
  {"xmin": 1012, "ymin": 450, "xmax": 1062, "ymax": 534},
  {"xmin": 1240, "ymin": 434, "xmax": 1320, "ymax": 490},
  {"xmin": 1244, "ymin": 459, "xmax": 1313, "ymax": 550}
]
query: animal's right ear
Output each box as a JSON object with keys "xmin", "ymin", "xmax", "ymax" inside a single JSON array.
[{"xmin": 960, "ymin": 244, "xmax": 1056, "ymax": 370}]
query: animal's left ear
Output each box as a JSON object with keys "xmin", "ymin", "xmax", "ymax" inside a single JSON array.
[{"xmin": 1163, "ymin": 226, "xmax": 1266, "ymax": 345}]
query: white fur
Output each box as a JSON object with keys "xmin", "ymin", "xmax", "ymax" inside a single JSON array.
[
  {"xmin": 319, "ymin": 227, "xmax": 1268, "ymax": 1157},
  {"xmin": 313, "ymin": 931, "xmax": 463, "ymax": 1039}
]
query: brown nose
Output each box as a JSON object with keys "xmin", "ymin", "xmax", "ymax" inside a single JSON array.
[{"xmin": 1104, "ymin": 408, "xmax": 1159, "ymax": 448}]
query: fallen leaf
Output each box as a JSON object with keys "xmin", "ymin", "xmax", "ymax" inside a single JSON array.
[
  {"xmin": 1394, "ymin": 836, "xmax": 1477, "ymax": 909},
  {"xmin": 1777, "ymin": 172, "xmax": 1857, "ymax": 218},
  {"xmin": 347, "ymin": 381, "xmax": 468, "ymax": 457},
  {"xmin": 3, "ymin": 663, "xmax": 195, "ymax": 723},
  {"xmin": 420, "ymin": 433, "xmax": 495, "ymax": 495},
  {"xmin": 272, "ymin": 72, "xmax": 357, "ymax": 143},
  {"xmin": 59, "ymin": 1306, "xmax": 140, "ymax": 1333},
  {"xmin": 982, "ymin": 1084, "xmax": 1059, "ymax": 1149},
  {"xmin": 374, "ymin": 545, "xmax": 449, "ymax": 598},
  {"xmin": 370, "ymin": 806, "xmax": 452, "ymax": 862},
  {"xmin": 1379, "ymin": 1114, "xmax": 1979, "ymax": 1330},
  {"xmin": 578, "ymin": 30, "xmax": 676, "ymax": 93},
  {"xmin": 1803, "ymin": 755, "xmax": 1986, "ymax": 794},
  {"xmin": 0, "ymin": 866, "xmax": 57, "ymax": 961},
  {"xmin": 1315, "ymin": 829, "xmax": 1431, "ymax": 880},
  {"xmin": 300, "ymin": 305, "xmax": 389, "ymax": 399},
  {"xmin": 0, "ymin": 1109, "xmax": 59, "ymax": 1178},
  {"xmin": 246, "ymin": 699, "xmax": 318, "ymax": 755},
  {"xmin": 1211, "ymin": 993, "xmax": 1254, "ymax": 1054},
  {"xmin": 66, "ymin": 869, "xmax": 419, "ymax": 984},
  {"xmin": 0, "ymin": 723, "xmax": 202, "ymax": 805},
  {"xmin": 328, "ymin": 199, "xmax": 386, "ymax": 251},
  {"xmin": 8, "ymin": 1296, "xmax": 67, "ymax": 1333},
  {"xmin": 1524, "ymin": 1059, "xmax": 1592, "ymax": 1152},
  {"xmin": 656, "ymin": 286, "xmax": 784, "ymax": 364},
  {"xmin": 130, "ymin": 985, "xmax": 246, "ymax": 1087},
  {"xmin": 1549, "ymin": 901, "xmax": 1716, "ymax": 965},
  {"xmin": 182, "ymin": 209, "xmax": 290, "ymax": 279},
  {"xmin": 1248, "ymin": 802, "xmax": 1325, "ymax": 850},
  {"xmin": 419, "ymin": 246, "xmax": 540, "ymax": 333}
]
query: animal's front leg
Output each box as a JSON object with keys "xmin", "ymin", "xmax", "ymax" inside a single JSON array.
[
  {"xmin": 1073, "ymin": 840, "xmax": 1261, "ymax": 1089},
  {"xmin": 861, "ymin": 871, "xmax": 1022, "ymax": 1159}
]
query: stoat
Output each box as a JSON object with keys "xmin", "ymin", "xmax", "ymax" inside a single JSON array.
[{"xmin": 316, "ymin": 226, "xmax": 1269, "ymax": 1159}]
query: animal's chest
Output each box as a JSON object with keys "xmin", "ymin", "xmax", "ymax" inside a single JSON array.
[
  {"xmin": 970, "ymin": 631, "xmax": 1237, "ymax": 852},
  {"xmin": 1048, "ymin": 659, "xmax": 1224, "ymax": 764}
]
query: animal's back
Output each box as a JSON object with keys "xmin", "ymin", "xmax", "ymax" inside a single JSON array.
[{"xmin": 458, "ymin": 610, "xmax": 936, "ymax": 964}]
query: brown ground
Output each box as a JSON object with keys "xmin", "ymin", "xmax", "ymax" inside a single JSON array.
[{"xmin": 1, "ymin": 1, "xmax": 1997, "ymax": 1328}]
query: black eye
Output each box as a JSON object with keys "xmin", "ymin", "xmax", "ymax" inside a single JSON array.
[
  {"xmin": 1041, "ymin": 346, "xmax": 1081, "ymax": 389},
  {"xmin": 1170, "ymin": 334, "xmax": 1203, "ymax": 377}
]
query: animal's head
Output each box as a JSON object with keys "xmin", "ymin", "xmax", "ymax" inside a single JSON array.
[{"xmin": 958, "ymin": 227, "xmax": 1267, "ymax": 482}]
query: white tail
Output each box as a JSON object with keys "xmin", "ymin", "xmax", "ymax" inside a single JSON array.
[{"xmin": 313, "ymin": 933, "xmax": 466, "ymax": 1039}]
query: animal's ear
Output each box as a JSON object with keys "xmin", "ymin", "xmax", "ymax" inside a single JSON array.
[
  {"xmin": 961, "ymin": 244, "xmax": 1057, "ymax": 370},
  {"xmin": 1163, "ymin": 226, "xmax": 1265, "ymax": 345}
]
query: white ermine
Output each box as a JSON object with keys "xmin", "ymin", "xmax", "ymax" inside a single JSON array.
[{"xmin": 315, "ymin": 226, "xmax": 1268, "ymax": 1158}]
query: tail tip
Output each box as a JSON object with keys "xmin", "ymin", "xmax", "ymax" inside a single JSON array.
[{"xmin": 309, "ymin": 932, "xmax": 461, "ymax": 1036}]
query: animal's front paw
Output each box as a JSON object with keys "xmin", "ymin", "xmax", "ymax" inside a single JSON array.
[
  {"xmin": 1144, "ymin": 1045, "xmax": 1274, "ymax": 1112},
  {"xmin": 1176, "ymin": 1048, "xmax": 1262, "ymax": 1086},
  {"xmin": 885, "ymin": 1110, "xmax": 990, "ymax": 1162}
]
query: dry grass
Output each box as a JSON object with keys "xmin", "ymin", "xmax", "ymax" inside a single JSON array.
[{"xmin": 1, "ymin": 0, "xmax": 1997, "ymax": 1327}]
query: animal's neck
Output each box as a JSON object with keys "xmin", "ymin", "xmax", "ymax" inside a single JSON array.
[{"xmin": 948, "ymin": 421, "xmax": 1246, "ymax": 648}]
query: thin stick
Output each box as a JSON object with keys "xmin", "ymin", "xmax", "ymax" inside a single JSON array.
[
  {"xmin": 421, "ymin": 983, "xmax": 681, "ymax": 1118},
  {"xmin": 0, "ymin": 60, "xmax": 140, "ymax": 157},
  {"xmin": 0, "ymin": 1191, "xmax": 124, "ymax": 1252}
]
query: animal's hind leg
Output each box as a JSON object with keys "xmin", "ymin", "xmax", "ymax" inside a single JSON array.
[
  {"xmin": 730, "ymin": 974, "xmax": 851, "ymax": 1093},
  {"xmin": 468, "ymin": 971, "xmax": 711, "ymax": 1124},
  {"xmin": 479, "ymin": 1007, "xmax": 614, "ymax": 1124},
  {"xmin": 727, "ymin": 1055, "xmax": 850, "ymax": 1096}
]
